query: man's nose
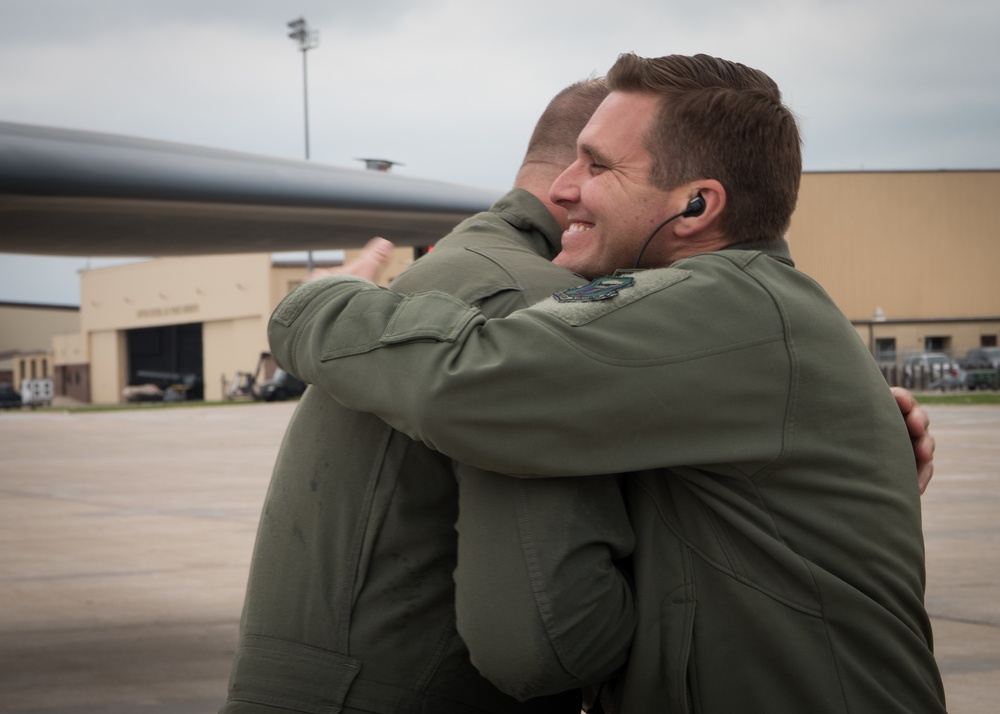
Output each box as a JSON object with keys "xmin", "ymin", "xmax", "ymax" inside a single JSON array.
[{"xmin": 549, "ymin": 163, "xmax": 580, "ymax": 207}]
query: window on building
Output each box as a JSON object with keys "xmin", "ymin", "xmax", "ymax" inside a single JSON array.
[
  {"xmin": 924, "ymin": 336, "xmax": 951, "ymax": 353},
  {"xmin": 30, "ymin": 359, "xmax": 37, "ymax": 379},
  {"xmin": 42, "ymin": 359, "xmax": 48, "ymax": 378},
  {"xmin": 982, "ymin": 335, "xmax": 998, "ymax": 347},
  {"xmin": 875, "ymin": 338, "xmax": 896, "ymax": 362}
]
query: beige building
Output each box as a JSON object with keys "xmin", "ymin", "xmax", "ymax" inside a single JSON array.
[
  {"xmin": 74, "ymin": 248, "xmax": 413, "ymax": 404},
  {"xmin": 789, "ymin": 170, "xmax": 1000, "ymax": 362},
  {"xmin": 4, "ymin": 170, "xmax": 997, "ymax": 404},
  {"xmin": 0, "ymin": 301, "xmax": 80, "ymax": 391}
]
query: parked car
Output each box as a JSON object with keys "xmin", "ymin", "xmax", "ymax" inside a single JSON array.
[
  {"xmin": 254, "ymin": 368, "xmax": 306, "ymax": 402},
  {"xmin": 0, "ymin": 383, "xmax": 22, "ymax": 410},
  {"xmin": 962, "ymin": 347, "xmax": 1000, "ymax": 370},
  {"xmin": 961, "ymin": 347, "xmax": 1000, "ymax": 390},
  {"xmin": 901, "ymin": 352, "xmax": 965, "ymax": 390}
]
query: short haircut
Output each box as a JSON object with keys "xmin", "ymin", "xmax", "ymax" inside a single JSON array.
[
  {"xmin": 522, "ymin": 78, "xmax": 610, "ymax": 167},
  {"xmin": 607, "ymin": 53, "xmax": 801, "ymax": 243}
]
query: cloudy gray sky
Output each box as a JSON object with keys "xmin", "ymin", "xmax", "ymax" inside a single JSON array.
[{"xmin": 2, "ymin": 0, "xmax": 998, "ymax": 305}]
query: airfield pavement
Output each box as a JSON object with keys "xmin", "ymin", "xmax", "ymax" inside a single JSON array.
[{"xmin": 0, "ymin": 400, "xmax": 997, "ymax": 713}]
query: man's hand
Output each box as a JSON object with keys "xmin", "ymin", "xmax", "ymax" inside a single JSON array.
[
  {"xmin": 307, "ymin": 237, "xmax": 396, "ymax": 284},
  {"xmin": 891, "ymin": 387, "xmax": 935, "ymax": 494}
]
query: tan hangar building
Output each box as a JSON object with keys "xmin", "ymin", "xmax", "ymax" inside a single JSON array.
[
  {"xmin": 788, "ymin": 170, "xmax": 999, "ymax": 361},
  {"xmin": 67, "ymin": 248, "xmax": 414, "ymax": 404}
]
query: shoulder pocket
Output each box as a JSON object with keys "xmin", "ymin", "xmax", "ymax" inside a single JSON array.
[
  {"xmin": 273, "ymin": 275, "xmax": 371, "ymax": 327},
  {"xmin": 382, "ymin": 291, "xmax": 481, "ymax": 343}
]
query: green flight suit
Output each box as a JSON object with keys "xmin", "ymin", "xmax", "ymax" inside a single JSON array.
[
  {"xmin": 268, "ymin": 241, "xmax": 947, "ymax": 713},
  {"xmin": 221, "ymin": 189, "xmax": 633, "ymax": 714}
]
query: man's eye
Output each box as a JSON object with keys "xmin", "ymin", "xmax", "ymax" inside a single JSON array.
[{"xmin": 589, "ymin": 162, "xmax": 607, "ymax": 173}]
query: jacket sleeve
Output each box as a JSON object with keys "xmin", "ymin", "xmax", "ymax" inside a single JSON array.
[
  {"xmin": 268, "ymin": 269, "xmax": 789, "ymax": 477},
  {"xmin": 454, "ymin": 467, "xmax": 634, "ymax": 699}
]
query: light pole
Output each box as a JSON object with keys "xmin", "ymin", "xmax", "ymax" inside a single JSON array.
[
  {"xmin": 287, "ymin": 16, "xmax": 319, "ymax": 160},
  {"xmin": 287, "ymin": 17, "xmax": 319, "ymax": 272}
]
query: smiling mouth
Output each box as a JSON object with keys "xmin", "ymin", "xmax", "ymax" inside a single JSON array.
[{"xmin": 567, "ymin": 222, "xmax": 593, "ymax": 233}]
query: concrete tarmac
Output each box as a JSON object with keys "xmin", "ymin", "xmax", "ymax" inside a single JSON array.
[{"xmin": 0, "ymin": 401, "xmax": 997, "ymax": 713}]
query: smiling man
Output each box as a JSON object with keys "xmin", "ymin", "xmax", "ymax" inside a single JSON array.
[
  {"xmin": 266, "ymin": 53, "xmax": 946, "ymax": 713},
  {"xmin": 552, "ymin": 92, "xmax": 729, "ymax": 275}
]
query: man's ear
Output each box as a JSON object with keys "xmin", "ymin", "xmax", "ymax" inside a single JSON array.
[{"xmin": 675, "ymin": 180, "xmax": 725, "ymax": 237}]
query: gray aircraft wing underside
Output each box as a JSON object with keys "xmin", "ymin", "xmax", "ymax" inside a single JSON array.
[{"xmin": 0, "ymin": 121, "xmax": 502, "ymax": 257}]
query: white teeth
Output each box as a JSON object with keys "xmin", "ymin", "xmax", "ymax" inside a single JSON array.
[{"xmin": 568, "ymin": 223, "xmax": 591, "ymax": 233}]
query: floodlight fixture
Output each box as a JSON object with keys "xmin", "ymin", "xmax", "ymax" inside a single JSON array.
[{"xmin": 287, "ymin": 17, "xmax": 319, "ymax": 51}]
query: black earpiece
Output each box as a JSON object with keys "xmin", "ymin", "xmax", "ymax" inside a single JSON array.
[
  {"xmin": 683, "ymin": 193, "xmax": 706, "ymax": 218},
  {"xmin": 630, "ymin": 193, "xmax": 707, "ymax": 270}
]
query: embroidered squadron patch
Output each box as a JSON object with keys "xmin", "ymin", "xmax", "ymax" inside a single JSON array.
[{"xmin": 553, "ymin": 276, "xmax": 635, "ymax": 303}]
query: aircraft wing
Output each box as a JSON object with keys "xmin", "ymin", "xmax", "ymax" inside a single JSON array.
[{"xmin": 0, "ymin": 121, "xmax": 502, "ymax": 257}]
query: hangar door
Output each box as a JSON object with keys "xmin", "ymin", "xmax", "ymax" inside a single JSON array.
[{"xmin": 126, "ymin": 322, "xmax": 204, "ymax": 400}]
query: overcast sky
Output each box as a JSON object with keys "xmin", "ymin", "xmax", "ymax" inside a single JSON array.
[{"xmin": 2, "ymin": 0, "xmax": 999, "ymax": 306}]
